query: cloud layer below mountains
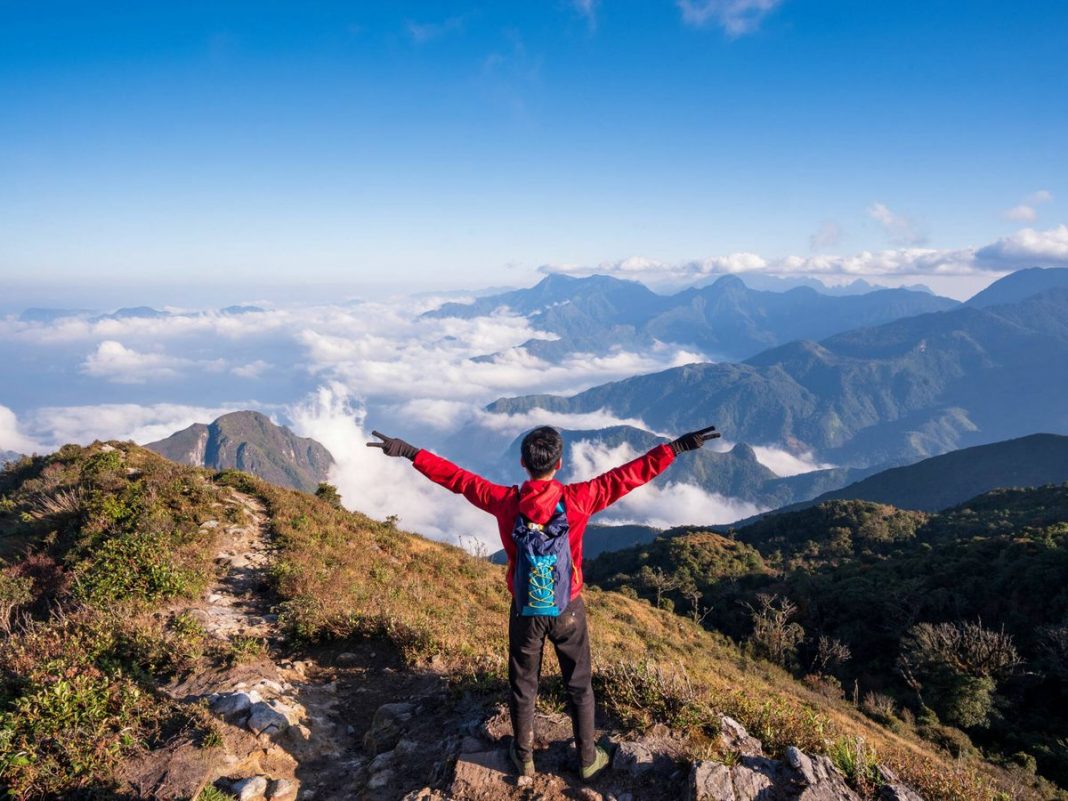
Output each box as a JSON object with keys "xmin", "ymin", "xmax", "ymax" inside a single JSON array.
[{"xmin": 0, "ymin": 287, "xmax": 862, "ymax": 547}]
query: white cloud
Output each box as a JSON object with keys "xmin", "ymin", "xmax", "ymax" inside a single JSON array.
[
  {"xmin": 809, "ymin": 220, "xmax": 843, "ymax": 252},
  {"xmin": 750, "ymin": 444, "xmax": 834, "ymax": 476},
  {"xmin": 80, "ymin": 340, "xmax": 225, "ymax": 383},
  {"xmin": 231, "ymin": 360, "xmax": 271, "ymax": 379},
  {"xmin": 976, "ymin": 224, "xmax": 1068, "ymax": 267},
  {"xmin": 677, "ymin": 0, "xmax": 784, "ymax": 36},
  {"xmin": 868, "ymin": 202, "xmax": 927, "ymax": 246},
  {"xmin": 289, "ymin": 383, "xmax": 499, "ymax": 550},
  {"xmin": 1002, "ymin": 189, "xmax": 1053, "ymax": 222},
  {"xmin": 24, "ymin": 402, "xmax": 251, "ymax": 447},
  {"xmin": 568, "ymin": 440, "xmax": 764, "ymax": 527},
  {"xmin": 0, "ymin": 406, "xmax": 42, "ymax": 453}
]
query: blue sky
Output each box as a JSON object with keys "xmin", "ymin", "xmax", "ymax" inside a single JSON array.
[{"xmin": 2, "ymin": 0, "xmax": 1067, "ymax": 300}]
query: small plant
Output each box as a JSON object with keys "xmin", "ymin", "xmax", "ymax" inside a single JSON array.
[
  {"xmin": 828, "ymin": 736, "xmax": 881, "ymax": 793},
  {"xmin": 227, "ymin": 635, "xmax": 267, "ymax": 664},
  {"xmin": 196, "ymin": 785, "xmax": 236, "ymax": 801},
  {"xmin": 0, "ymin": 570, "xmax": 33, "ymax": 634}
]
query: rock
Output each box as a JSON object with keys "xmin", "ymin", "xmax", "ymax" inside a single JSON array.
[
  {"xmin": 232, "ymin": 776, "xmax": 269, "ymax": 801},
  {"xmin": 400, "ymin": 790, "xmax": 445, "ymax": 801},
  {"xmin": 364, "ymin": 702, "xmax": 415, "ymax": 754},
  {"xmin": 730, "ymin": 756, "xmax": 781, "ymax": 801},
  {"xmin": 689, "ymin": 760, "xmax": 735, "ymax": 801},
  {"xmin": 369, "ymin": 750, "xmax": 395, "ymax": 774},
  {"xmin": 612, "ymin": 741, "xmax": 656, "ymax": 776},
  {"xmin": 247, "ymin": 701, "xmax": 290, "ymax": 737},
  {"xmin": 579, "ymin": 789, "xmax": 603, "ymax": 801},
  {"xmin": 395, "ymin": 738, "xmax": 421, "ymax": 758},
  {"xmin": 785, "ymin": 748, "xmax": 861, "ymax": 800},
  {"xmin": 720, "ymin": 716, "xmax": 764, "ymax": 756},
  {"xmin": 336, "ymin": 652, "xmax": 360, "ymax": 666},
  {"xmin": 212, "ymin": 691, "xmax": 254, "ymax": 717},
  {"xmin": 267, "ymin": 778, "xmax": 299, "ymax": 801},
  {"xmin": 880, "ymin": 786, "xmax": 925, "ymax": 801},
  {"xmin": 450, "ymin": 750, "xmax": 513, "ymax": 800},
  {"xmin": 517, "ymin": 775, "xmax": 533, "ymax": 788},
  {"xmin": 366, "ymin": 769, "xmax": 395, "ymax": 791},
  {"xmin": 459, "ymin": 735, "xmax": 484, "ymax": 753}
]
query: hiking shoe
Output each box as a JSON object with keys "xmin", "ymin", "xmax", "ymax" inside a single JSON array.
[
  {"xmin": 580, "ymin": 746, "xmax": 610, "ymax": 781},
  {"xmin": 510, "ymin": 741, "xmax": 535, "ymax": 777}
]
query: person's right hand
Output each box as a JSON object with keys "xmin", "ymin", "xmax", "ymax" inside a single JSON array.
[
  {"xmin": 669, "ymin": 425, "xmax": 721, "ymax": 455},
  {"xmin": 366, "ymin": 431, "xmax": 420, "ymax": 461}
]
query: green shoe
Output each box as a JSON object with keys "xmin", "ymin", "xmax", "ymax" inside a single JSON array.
[
  {"xmin": 509, "ymin": 740, "xmax": 535, "ymax": 777},
  {"xmin": 580, "ymin": 745, "xmax": 610, "ymax": 781}
]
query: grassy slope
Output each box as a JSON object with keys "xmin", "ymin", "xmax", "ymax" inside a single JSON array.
[
  {"xmin": 231, "ymin": 469, "xmax": 1035, "ymax": 801},
  {"xmin": 0, "ymin": 443, "xmax": 1045, "ymax": 800}
]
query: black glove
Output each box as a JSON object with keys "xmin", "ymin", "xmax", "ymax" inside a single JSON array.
[
  {"xmin": 670, "ymin": 425, "xmax": 721, "ymax": 455},
  {"xmin": 366, "ymin": 430, "xmax": 419, "ymax": 461}
]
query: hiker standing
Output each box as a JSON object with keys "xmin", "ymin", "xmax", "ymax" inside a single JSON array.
[{"xmin": 367, "ymin": 424, "xmax": 720, "ymax": 780}]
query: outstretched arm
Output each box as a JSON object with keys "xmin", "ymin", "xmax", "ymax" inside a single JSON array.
[
  {"xmin": 367, "ymin": 430, "xmax": 512, "ymax": 515},
  {"xmin": 568, "ymin": 425, "xmax": 721, "ymax": 517}
]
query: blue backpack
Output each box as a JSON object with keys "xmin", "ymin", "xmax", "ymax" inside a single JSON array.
[{"xmin": 512, "ymin": 500, "xmax": 572, "ymax": 617}]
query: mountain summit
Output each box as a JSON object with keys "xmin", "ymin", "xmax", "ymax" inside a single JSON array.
[{"xmin": 145, "ymin": 410, "xmax": 333, "ymax": 493}]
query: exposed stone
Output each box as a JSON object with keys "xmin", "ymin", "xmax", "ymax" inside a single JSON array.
[
  {"xmin": 612, "ymin": 741, "xmax": 656, "ymax": 776},
  {"xmin": 366, "ymin": 768, "xmax": 395, "ymax": 791},
  {"xmin": 689, "ymin": 760, "xmax": 735, "ymax": 801},
  {"xmin": 369, "ymin": 750, "xmax": 395, "ymax": 774},
  {"xmin": 450, "ymin": 749, "xmax": 513, "ymax": 800},
  {"xmin": 579, "ymin": 789, "xmax": 604, "ymax": 801},
  {"xmin": 212, "ymin": 691, "xmax": 254, "ymax": 717},
  {"xmin": 785, "ymin": 748, "xmax": 862, "ymax": 801},
  {"xmin": 247, "ymin": 701, "xmax": 290, "ymax": 737},
  {"xmin": 267, "ymin": 778, "xmax": 299, "ymax": 801},
  {"xmin": 720, "ymin": 716, "xmax": 764, "ymax": 756},
  {"xmin": 364, "ymin": 702, "xmax": 415, "ymax": 754},
  {"xmin": 731, "ymin": 756, "xmax": 783, "ymax": 801},
  {"xmin": 517, "ymin": 775, "xmax": 533, "ymax": 788},
  {"xmin": 459, "ymin": 735, "xmax": 484, "ymax": 754},
  {"xmin": 395, "ymin": 738, "xmax": 421, "ymax": 759},
  {"xmin": 232, "ymin": 776, "xmax": 269, "ymax": 801},
  {"xmin": 400, "ymin": 790, "xmax": 448, "ymax": 801},
  {"xmin": 336, "ymin": 652, "xmax": 360, "ymax": 666}
]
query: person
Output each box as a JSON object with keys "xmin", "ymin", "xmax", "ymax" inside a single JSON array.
[{"xmin": 367, "ymin": 423, "xmax": 720, "ymax": 780}]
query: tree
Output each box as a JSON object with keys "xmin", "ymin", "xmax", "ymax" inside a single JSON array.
[
  {"xmin": 639, "ymin": 565, "xmax": 682, "ymax": 609},
  {"xmin": 811, "ymin": 635, "xmax": 852, "ymax": 675},
  {"xmin": 748, "ymin": 594, "xmax": 805, "ymax": 668},
  {"xmin": 315, "ymin": 482, "xmax": 343, "ymax": 509},
  {"xmin": 898, "ymin": 620, "xmax": 1020, "ymax": 728}
]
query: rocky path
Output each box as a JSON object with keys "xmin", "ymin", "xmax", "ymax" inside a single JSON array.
[{"xmin": 136, "ymin": 488, "xmax": 926, "ymax": 801}]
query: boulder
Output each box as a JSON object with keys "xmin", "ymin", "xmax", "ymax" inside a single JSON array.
[
  {"xmin": 231, "ymin": 776, "xmax": 269, "ymax": 801},
  {"xmin": 689, "ymin": 760, "xmax": 735, "ymax": 801},
  {"xmin": 730, "ymin": 756, "xmax": 783, "ymax": 801},
  {"xmin": 612, "ymin": 741, "xmax": 656, "ymax": 776},
  {"xmin": 785, "ymin": 747, "xmax": 861, "ymax": 801},
  {"xmin": 364, "ymin": 702, "xmax": 415, "ymax": 754},
  {"xmin": 246, "ymin": 701, "xmax": 290, "ymax": 737},
  {"xmin": 720, "ymin": 716, "xmax": 764, "ymax": 756},
  {"xmin": 212, "ymin": 691, "xmax": 255, "ymax": 718},
  {"xmin": 449, "ymin": 749, "xmax": 513, "ymax": 801},
  {"xmin": 267, "ymin": 778, "xmax": 298, "ymax": 801}
]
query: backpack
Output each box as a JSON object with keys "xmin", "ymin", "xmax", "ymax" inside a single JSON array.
[{"xmin": 511, "ymin": 500, "xmax": 572, "ymax": 617}]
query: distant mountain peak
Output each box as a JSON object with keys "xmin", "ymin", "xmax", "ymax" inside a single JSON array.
[{"xmin": 145, "ymin": 410, "xmax": 334, "ymax": 493}]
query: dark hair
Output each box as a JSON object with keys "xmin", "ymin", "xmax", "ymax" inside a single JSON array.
[{"xmin": 521, "ymin": 426, "xmax": 563, "ymax": 478}]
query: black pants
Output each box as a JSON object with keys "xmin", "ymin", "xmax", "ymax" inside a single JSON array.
[{"xmin": 508, "ymin": 595, "xmax": 596, "ymax": 767}]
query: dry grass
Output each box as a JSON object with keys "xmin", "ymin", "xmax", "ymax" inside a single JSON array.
[{"xmin": 226, "ymin": 469, "xmax": 1052, "ymax": 801}]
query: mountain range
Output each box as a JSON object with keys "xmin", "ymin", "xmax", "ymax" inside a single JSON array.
[
  {"xmin": 427, "ymin": 272, "xmax": 959, "ymax": 362},
  {"xmin": 145, "ymin": 410, "xmax": 334, "ymax": 493},
  {"xmin": 487, "ymin": 274, "xmax": 1068, "ymax": 470}
]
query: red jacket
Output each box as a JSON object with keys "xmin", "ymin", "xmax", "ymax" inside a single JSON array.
[{"xmin": 413, "ymin": 444, "xmax": 676, "ymax": 600}]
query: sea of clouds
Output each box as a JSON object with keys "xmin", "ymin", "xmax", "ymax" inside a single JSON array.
[{"xmin": 0, "ymin": 294, "xmax": 829, "ymax": 550}]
